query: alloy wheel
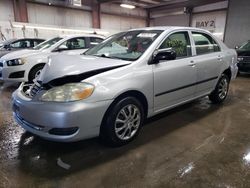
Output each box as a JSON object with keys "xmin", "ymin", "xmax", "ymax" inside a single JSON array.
[
  {"xmin": 218, "ymin": 77, "xmax": 228, "ymax": 99},
  {"xmin": 115, "ymin": 104, "xmax": 141, "ymax": 140}
]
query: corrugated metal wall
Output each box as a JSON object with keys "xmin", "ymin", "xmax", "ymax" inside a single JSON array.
[
  {"xmin": 0, "ymin": 0, "xmax": 14, "ymax": 21},
  {"xmin": 101, "ymin": 14, "xmax": 146, "ymax": 30},
  {"xmin": 27, "ymin": 3, "xmax": 92, "ymax": 28},
  {"xmin": 100, "ymin": 3, "xmax": 146, "ymax": 30},
  {"xmin": 224, "ymin": 0, "xmax": 250, "ymax": 48},
  {"xmin": 151, "ymin": 14, "xmax": 189, "ymax": 27}
]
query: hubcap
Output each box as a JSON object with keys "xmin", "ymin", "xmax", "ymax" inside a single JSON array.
[
  {"xmin": 35, "ymin": 70, "xmax": 42, "ymax": 79},
  {"xmin": 115, "ymin": 104, "xmax": 141, "ymax": 140},
  {"xmin": 218, "ymin": 78, "xmax": 228, "ymax": 99}
]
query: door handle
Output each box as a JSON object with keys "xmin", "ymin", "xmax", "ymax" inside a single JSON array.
[
  {"xmin": 188, "ymin": 60, "xmax": 196, "ymax": 67},
  {"xmin": 217, "ymin": 55, "xmax": 223, "ymax": 61}
]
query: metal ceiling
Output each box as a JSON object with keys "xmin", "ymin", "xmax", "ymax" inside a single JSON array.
[{"xmin": 97, "ymin": 0, "xmax": 227, "ymax": 10}]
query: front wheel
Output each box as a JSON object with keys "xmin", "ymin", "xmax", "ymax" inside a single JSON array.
[
  {"xmin": 100, "ymin": 97, "xmax": 145, "ymax": 146},
  {"xmin": 28, "ymin": 65, "xmax": 45, "ymax": 82},
  {"xmin": 209, "ymin": 74, "xmax": 229, "ymax": 104}
]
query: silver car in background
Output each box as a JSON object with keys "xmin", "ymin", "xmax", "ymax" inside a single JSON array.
[{"xmin": 12, "ymin": 27, "xmax": 238, "ymax": 146}]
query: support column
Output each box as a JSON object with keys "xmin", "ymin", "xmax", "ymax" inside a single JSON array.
[
  {"xmin": 12, "ymin": 0, "xmax": 28, "ymax": 22},
  {"xmin": 91, "ymin": 0, "xmax": 101, "ymax": 29},
  {"xmin": 146, "ymin": 10, "xmax": 150, "ymax": 27}
]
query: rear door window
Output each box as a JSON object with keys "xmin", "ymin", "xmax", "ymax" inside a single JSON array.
[
  {"xmin": 90, "ymin": 37, "xmax": 104, "ymax": 47},
  {"xmin": 33, "ymin": 40, "xmax": 43, "ymax": 47},
  {"xmin": 59, "ymin": 37, "xmax": 87, "ymax": 50},
  {"xmin": 192, "ymin": 32, "xmax": 220, "ymax": 55}
]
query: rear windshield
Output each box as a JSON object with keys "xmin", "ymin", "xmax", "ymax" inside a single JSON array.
[{"xmin": 239, "ymin": 41, "xmax": 250, "ymax": 50}]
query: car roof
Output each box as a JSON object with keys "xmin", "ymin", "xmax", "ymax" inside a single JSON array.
[
  {"xmin": 58, "ymin": 34, "xmax": 105, "ymax": 39},
  {"xmin": 128, "ymin": 26, "xmax": 210, "ymax": 33},
  {"xmin": 0, "ymin": 38, "xmax": 45, "ymax": 45}
]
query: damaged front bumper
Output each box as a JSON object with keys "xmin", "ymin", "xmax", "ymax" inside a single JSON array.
[{"xmin": 12, "ymin": 88, "xmax": 112, "ymax": 142}]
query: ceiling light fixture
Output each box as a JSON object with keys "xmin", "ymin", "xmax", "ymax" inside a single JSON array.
[{"xmin": 120, "ymin": 3, "xmax": 135, "ymax": 9}]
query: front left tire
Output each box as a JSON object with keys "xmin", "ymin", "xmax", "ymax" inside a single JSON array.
[{"xmin": 100, "ymin": 96, "xmax": 145, "ymax": 146}]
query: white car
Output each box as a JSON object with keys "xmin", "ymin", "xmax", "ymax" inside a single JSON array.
[{"xmin": 0, "ymin": 34, "xmax": 105, "ymax": 82}]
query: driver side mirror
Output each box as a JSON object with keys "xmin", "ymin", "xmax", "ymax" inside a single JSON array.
[
  {"xmin": 4, "ymin": 44, "xmax": 11, "ymax": 51},
  {"xmin": 149, "ymin": 48, "xmax": 176, "ymax": 64}
]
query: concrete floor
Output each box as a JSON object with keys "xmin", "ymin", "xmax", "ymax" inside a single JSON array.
[{"xmin": 0, "ymin": 76, "xmax": 250, "ymax": 188}]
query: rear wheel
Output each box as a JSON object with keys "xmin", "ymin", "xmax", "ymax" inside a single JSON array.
[
  {"xmin": 209, "ymin": 74, "xmax": 229, "ymax": 104},
  {"xmin": 100, "ymin": 97, "xmax": 144, "ymax": 146},
  {"xmin": 28, "ymin": 65, "xmax": 44, "ymax": 82}
]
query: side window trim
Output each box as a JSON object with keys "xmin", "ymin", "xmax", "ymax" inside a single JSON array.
[
  {"xmin": 191, "ymin": 30, "xmax": 221, "ymax": 56},
  {"xmin": 188, "ymin": 30, "xmax": 196, "ymax": 56}
]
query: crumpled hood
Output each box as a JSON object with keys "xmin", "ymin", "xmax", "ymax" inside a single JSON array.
[
  {"xmin": 39, "ymin": 54, "xmax": 131, "ymax": 84},
  {"xmin": 1, "ymin": 49, "xmax": 45, "ymax": 60}
]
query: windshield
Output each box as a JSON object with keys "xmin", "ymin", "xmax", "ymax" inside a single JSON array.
[
  {"xmin": 0, "ymin": 39, "xmax": 15, "ymax": 48},
  {"xmin": 34, "ymin": 37, "xmax": 62, "ymax": 50},
  {"xmin": 239, "ymin": 41, "xmax": 250, "ymax": 50},
  {"xmin": 85, "ymin": 30, "xmax": 163, "ymax": 61}
]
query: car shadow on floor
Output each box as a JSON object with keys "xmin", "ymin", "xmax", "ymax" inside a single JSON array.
[{"xmin": 16, "ymin": 97, "xmax": 224, "ymax": 178}]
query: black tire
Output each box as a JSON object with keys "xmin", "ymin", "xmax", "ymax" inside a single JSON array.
[
  {"xmin": 28, "ymin": 65, "xmax": 45, "ymax": 82},
  {"xmin": 100, "ymin": 97, "xmax": 145, "ymax": 146},
  {"xmin": 209, "ymin": 74, "xmax": 229, "ymax": 104}
]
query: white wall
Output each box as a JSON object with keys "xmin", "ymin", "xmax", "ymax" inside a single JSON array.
[
  {"xmin": 0, "ymin": 21, "xmax": 114, "ymax": 42},
  {"xmin": 0, "ymin": 0, "xmax": 14, "ymax": 22},
  {"xmin": 192, "ymin": 11, "xmax": 227, "ymax": 40},
  {"xmin": 27, "ymin": 3, "xmax": 92, "ymax": 28}
]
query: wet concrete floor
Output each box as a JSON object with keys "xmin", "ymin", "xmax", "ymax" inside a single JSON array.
[{"xmin": 0, "ymin": 76, "xmax": 250, "ymax": 188}]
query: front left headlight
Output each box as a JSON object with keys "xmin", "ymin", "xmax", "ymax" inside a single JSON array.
[
  {"xmin": 40, "ymin": 82, "xmax": 95, "ymax": 102},
  {"xmin": 6, "ymin": 58, "xmax": 27, "ymax": 66}
]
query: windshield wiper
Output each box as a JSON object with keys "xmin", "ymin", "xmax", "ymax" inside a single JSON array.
[
  {"xmin": 86, "ymin": 54, "xmax": 134, "ymax": 61},
  {"xmin": 90, "ymin": 54, "xmax": 119, "ymax": 59}
]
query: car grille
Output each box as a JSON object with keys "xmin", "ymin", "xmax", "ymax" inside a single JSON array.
[
  {"xmin": 239, "ymin": 56, "xmax": 250, "ymax": 62},
  {"xmin": 22, "ymin": 81, "xmax": 43, "ymax": 98},
  {"xmin": 30, "ymin": 81, "xmax": 42, "ymax": 97}
]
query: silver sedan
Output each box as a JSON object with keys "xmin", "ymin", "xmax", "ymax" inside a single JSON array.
[{"xmin": 12, "ymin": 27, "xmax": 238, "ymax": 146}]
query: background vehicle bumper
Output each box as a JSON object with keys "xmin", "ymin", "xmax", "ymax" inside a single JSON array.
[
  {"xmin": 12, "ymin": 90, "xmax": 113, "ymax": 142},
  {"xmin": 238, "ymin": 62, "xmax": 250, "ymax": 73},
  {"xmin": 0, "ymin": 66, "xmax": 27, "ymax": 82}
]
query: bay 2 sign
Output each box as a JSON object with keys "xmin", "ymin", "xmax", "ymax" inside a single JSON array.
[{"xmin": 196, "ymin": 20, "xmax": 216, "ymax": 30}]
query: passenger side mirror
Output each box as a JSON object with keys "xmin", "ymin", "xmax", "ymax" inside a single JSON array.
[{"xmin": 149, "ymin": 48, "xmax": 176, "ymax": 64}]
